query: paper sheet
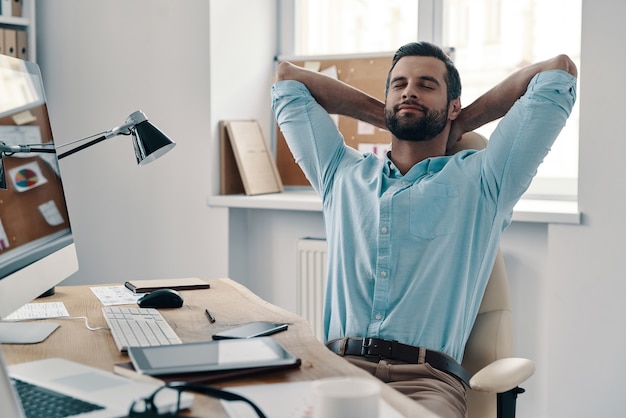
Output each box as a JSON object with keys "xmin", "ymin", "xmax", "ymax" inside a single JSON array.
[
  {"xmin": 220, "ymin": 381, "xmax": 404, "ymax": 418},
  {"xmin": 90, "ymin": 285, "xmax": 143, "ymax": 306},
  {"xmin": 5, "ymin": 302, "xmax": 69, "ymax": 320}
]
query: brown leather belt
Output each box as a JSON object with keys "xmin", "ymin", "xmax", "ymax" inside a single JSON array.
[{"xmin": 326, "ymin": 337, "xmax": 471, "ymax": 386}]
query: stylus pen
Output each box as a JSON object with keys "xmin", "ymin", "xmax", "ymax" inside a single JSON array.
[{"xmin": 205, "ymin": 308, "xmax": 216, "ymax": 323}]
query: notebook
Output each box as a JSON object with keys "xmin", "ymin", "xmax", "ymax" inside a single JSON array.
[
  {"xmin": 0, "ymin": 350, "xmax": 193, "ymax": 418},
  {"xmin": 123, "ymin": 277, "xmax": 211, "ymax": 293}
]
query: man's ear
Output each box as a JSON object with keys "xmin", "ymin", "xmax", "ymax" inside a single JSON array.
[{"xmin": 448, "ymin": 98, "xmax": 462, "ymax": 120}]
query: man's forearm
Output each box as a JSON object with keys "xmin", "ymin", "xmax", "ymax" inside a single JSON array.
[
  {"xmin": 274, "ymin": 61, "xmax": 386, "ymax": 129},
  {"xmin": 453, "ymin": 54, "xmax": 578, "ymax": 138}
]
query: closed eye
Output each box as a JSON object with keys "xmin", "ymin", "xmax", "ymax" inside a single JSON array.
[{"xmin": 419, "ymin": 76, "xmax": 440, "ymax": 90}]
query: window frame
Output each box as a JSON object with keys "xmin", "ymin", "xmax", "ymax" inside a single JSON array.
[{"xmin": 277, "ymin": 0, "xmax": 579, "ymax": 203}]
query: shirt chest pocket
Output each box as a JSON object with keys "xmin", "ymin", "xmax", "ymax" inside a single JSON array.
[{"xmin": 409, "ymin": 184, "xmax": 459, "ymax": 239}]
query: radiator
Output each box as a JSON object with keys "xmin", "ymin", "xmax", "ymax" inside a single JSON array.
[{"xmin": 296, "ymin": 238, "xmax": 328, "ymax": 342}]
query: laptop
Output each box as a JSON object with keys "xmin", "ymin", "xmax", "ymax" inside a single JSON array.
[{"xmin": 0, "ymin": 350, "xmax": 193, "ymax": 418}]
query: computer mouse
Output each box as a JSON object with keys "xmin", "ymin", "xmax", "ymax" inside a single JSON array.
[{"xmin": 137, "ymin": 288, "xmax": 184, "ymax": 309}]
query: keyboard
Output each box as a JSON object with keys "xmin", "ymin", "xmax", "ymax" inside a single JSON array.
[
  {"xmin": 102, "ymin": 306, "xmax": 182, "ymax": 352},
  {"xmin": 12, "ymin": 377, "xmax": 104, "ymax": 418}
]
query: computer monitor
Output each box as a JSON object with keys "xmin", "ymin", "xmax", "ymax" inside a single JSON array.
[{"xmin": 0, "ymin": 55, "xmax": 79, "ymax": 343}]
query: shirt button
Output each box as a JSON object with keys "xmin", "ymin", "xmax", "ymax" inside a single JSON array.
[
  {"xmin": 380, "ymin": 271, "xmax": 387, "ymax": 278},
  {"xmin": 375, "ymin": 313, "xmax": 382, "ymax": 320},
  {"xmin": 380, "ymin": 227, "xmax": 388, "ymax": 234}
]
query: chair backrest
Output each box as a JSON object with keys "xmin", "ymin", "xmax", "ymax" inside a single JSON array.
[
  {"xmin": 451, "ymin": 133, "xmax": 514, "ymax": 418},
  {"xmin": 463, "ymin": 249, "xmax": 513, "ymax": 418}
]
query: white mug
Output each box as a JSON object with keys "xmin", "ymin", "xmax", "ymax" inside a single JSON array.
[{"xmin": 312, "ymin": 377, "xmax": 381, "ymax": 418}]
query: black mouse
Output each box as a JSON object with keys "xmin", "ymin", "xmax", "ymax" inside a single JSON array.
[{"xmin": 137, "ymin": 288, "xmax": 184, "ymax": 309}]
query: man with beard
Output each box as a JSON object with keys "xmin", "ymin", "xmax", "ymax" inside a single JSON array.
[{"xmin": 272, "ymin": 41, "xmax": 577, "ymax": 417}]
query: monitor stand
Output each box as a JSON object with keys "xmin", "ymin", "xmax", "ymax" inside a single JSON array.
[
  {"xmin": 38, "ymin": 287, "xmax": 56, "ymax": 298},
  {"xmin": 0, "ymin": 322, "xmax": 59, "ymax": 344},
  {"xmin": 0, "ymin": 287, "xmax": 60, "ymax": 344}
]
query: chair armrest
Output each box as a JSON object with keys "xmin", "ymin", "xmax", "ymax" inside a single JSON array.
[{"xmin": 469, "ymin": 357, "xmax": 535, "ymax": 393}]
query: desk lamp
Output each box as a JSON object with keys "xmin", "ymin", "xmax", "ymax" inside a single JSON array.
[{"xmin": 0, "ymin": 110, "xmax": 176, "ymax": 189}]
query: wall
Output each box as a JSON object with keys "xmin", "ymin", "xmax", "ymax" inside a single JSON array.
[
  {"xmin": 35, "ymin": 0, "xmax": 626, "ymax": 417},
  {"xmin": 35, "ymin": 0, "xmax": 278, "ymax": 284},
  {"xmin": 544, "ymin": 1, "xmax": 626, "ymax": 416},
  {"xmin": 206, "ymin": 1, "xmax": 279, "ymax": 292}
]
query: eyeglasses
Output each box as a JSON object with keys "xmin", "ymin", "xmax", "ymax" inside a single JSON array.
[{"xmin": 127, "ymin": 381, "xmax": 267, "ymax": 417}]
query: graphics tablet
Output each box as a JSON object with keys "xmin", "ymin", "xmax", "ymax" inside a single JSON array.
[
  {"xmin": 212, "ymin": 321, "xmax": 288, "ymax": 339},
  {"xmin": 128, "ymin": 337, "xmax": 300, "ymax": 376}
]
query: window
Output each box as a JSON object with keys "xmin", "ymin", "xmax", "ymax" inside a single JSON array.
[
  {"xmin": 443, "ymin": 0, "xmax": 581, "ymax": 198},
  {"xmin": 281, "ymin": 0, "xmax": 581, "ymax": 199},
  {"xmin": 292, "ymin": 0, "xmax": 417, "ymax": 56}
]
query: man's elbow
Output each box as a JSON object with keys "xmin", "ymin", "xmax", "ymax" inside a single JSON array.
[
  {"xmin": 552, "ymin": 54, "xmax": 578, "ymax": 78},
  {"xmin": 274, "ymin": 61, "xmax": 297, "ymax": 83}
]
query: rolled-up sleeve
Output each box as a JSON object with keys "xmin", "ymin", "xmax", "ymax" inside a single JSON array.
[
  {"xmin": 481, "ymin": 69, "xmax": 577, "ymax": 211},
  {"xmin": 272, "ymin": 80, "xmax": 347, "ymax": 196}
]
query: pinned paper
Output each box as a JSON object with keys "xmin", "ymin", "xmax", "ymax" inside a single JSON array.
[
  {"xmin": 0, "ymin": 125, "xmax": 42, "ymax": 145},
  {"xmin": 12, "ymin": 110, "xmax": 37, "ymax": 125},
  {"xmin": 320, "ymin": 65, "xmax": 338, "ymax": 79},
  {"xmin": 9, "ymin": 161, "xmax": 48, "ymax": 192},
  {"xmin": 358, "ymin": 142, "xmax": 391, "ymax": 161},
  {"xmin": 0, "ymin": 218, "xmax": 9, "ymax": 251},
  {"xmin": 357, "ymin": 121, "xmax": 375, "ymax": 135},
  {"xmin": 304, "ymin": 61, "xmax": 321, "ymax": 72},
  {"xmin": 38, "ymin": 200, "xmax": 65, "ymax": 226}
]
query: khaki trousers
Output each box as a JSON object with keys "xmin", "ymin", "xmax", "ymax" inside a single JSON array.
[{"xmin": 344, "ymin": 355, "xmax": 467, "ymax": 418}]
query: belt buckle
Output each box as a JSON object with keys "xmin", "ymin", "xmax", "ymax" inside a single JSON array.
[{"xmin": 360, "ymin": 338, "xmax": 392, "ymax": 359}]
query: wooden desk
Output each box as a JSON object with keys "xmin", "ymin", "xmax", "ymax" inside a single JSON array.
[{"xmin": 1, "ymin": 278, "xmax": 436, "ymax": 417}]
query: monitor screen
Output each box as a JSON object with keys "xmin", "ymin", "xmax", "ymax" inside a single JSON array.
[{"xmin": 0, "ymin": 55, "xmax": 78, "ymax": 325}]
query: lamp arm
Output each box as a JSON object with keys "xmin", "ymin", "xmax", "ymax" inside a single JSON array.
[
  {"xmin": 56, "ymin": 134, "xmax": 107, "ymax": 160},
  {"xmin": 55, "ymin": 110, "xmax": 146, "ymax": 159},
  {"xmin": 0, "ymin": 130, "xmax": 112, "ymax": 160},
  {"xmin": 0, "ymin": 142, "xmax": 56, "ymax": 155}
]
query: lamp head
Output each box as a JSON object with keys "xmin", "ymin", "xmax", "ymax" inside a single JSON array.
[
  {"xmin": 129, "ymin": 112, "xmax": 176, "ymax": 165},
  {"xmin": 109, "ymin": 110, "xmax": 176, "ymax": 166}
]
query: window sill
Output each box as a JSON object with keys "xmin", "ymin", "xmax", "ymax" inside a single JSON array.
[{"xmin": 208, "ymin": 189, "xmax": 581, "ymax": 225}]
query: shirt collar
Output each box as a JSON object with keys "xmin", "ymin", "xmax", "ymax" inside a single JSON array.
[{"xmin": 383, "ymin": 152, "xmax": 450, "ymax": 180}]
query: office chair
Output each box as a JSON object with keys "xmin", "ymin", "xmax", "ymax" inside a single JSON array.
[{"xmin": 449, "ymin": 132, "xmax": 536, "ymax": 418}]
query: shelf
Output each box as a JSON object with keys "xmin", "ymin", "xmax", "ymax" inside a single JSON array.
[
  {"xmin": 208, "ymin": 189, "xmax": 581, "ymax": 224},
  {"xmin": 0, "ymin": 16, "xmax": 29, "ymax": 27},
  {"xmin": 209, "ymin": 188, "xmax": 322, "ymax": 212}
]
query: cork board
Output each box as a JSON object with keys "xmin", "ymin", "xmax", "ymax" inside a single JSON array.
[
  {"xmin": 276, "ymin": 54, "xmax": 394, "ymax": 186},
  {"xmin": 0, "ymin": 104, "xmax": 69, "ymax": 254}
]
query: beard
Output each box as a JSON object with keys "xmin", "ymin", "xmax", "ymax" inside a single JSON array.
[{"xmin": 384, "ymin": 101, "xmax": 449, "ymax": 142}]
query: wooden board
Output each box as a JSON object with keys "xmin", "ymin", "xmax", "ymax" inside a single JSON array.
[{"xmin": 276, "ymin": 54, "xmax": 393, "ymax": 186}]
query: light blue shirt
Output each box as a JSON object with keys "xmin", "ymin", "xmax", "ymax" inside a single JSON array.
[{"xmin": 272, "ymin": 70, "xmax": 576, "ymax": 362}]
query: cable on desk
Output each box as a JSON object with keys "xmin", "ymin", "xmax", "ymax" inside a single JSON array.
[
  {"xmin": 61, "ymin": 316, "xmax": 109, "ymax": 331},
  {"xmin": 1, "ymin": 316, "xmax": 109, "ymax": 331}
]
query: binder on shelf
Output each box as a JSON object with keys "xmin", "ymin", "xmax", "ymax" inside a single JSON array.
[
  {"xmin": 219, "ymin": 120, "xmax": 244, "ymax": 195},
  {"xmin": 1, "ymin": 0, "xmax": 10, "ymax": 16},
  {"xmin": 0, "ymin": 29, "xmax": 4, "ymax": 55},
  {"xmin": 16, "ymin": 29, "xmax": 27, "ymax": 60},
  {"xmin": 11, "ymin": 0, "xmax": 21, "ymax": 16},
  {"xmin": 3, "ymin": 28, "xmax": 16, "ymax": 57},
  {"xmin": 219, "ymin": 120, "xmax": 283, "ymax": 196}
]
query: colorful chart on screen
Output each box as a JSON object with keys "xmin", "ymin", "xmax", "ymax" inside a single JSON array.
[{"xmin": 8, "ymin": 161, "xmax": 48, "ymax": 192}]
